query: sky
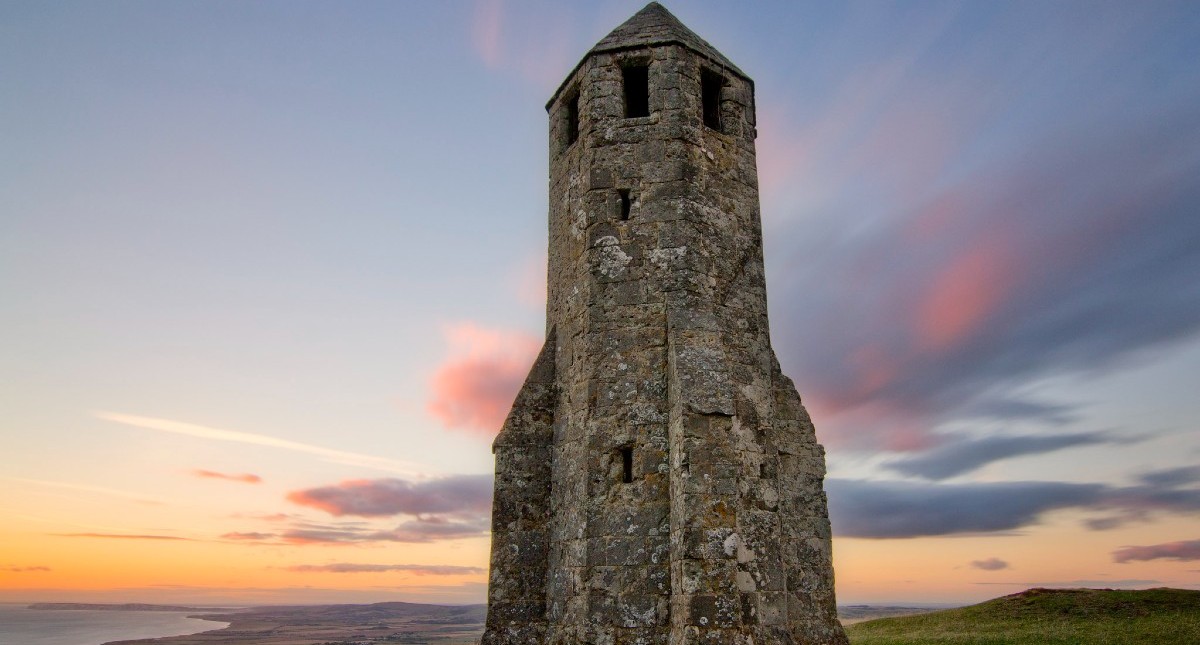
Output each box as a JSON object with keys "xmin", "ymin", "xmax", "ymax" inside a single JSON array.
[{"xmin": 2, "ymin": 0, "xmax": 1199, "ymax": 607}]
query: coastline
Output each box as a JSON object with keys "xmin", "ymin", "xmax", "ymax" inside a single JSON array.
[
  {"xmin": 100, "ymin": 613, "xmax": 232, "ymax": 645},
  {"xmin": 0, "ymin": 605, "xmax": 230, "ymax": 645},
  {"xmin": 98, "ymin": 603, "xmax": 487, "ymax": 645}
]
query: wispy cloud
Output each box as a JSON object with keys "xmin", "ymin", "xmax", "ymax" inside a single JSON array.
[
  {"xmin": 95, "ymin": 411, "xmax": 429, "ymax": 476},
  {"xmin": 6, "ymin": 477, "xmax": 164, "ymax": 505},
  {"xmin": 970, "ymin": 558, "xmax": 1009, "ymax": 571},
  {"xmin": 471, "ymin": 0, "xmax": 504, "ymax": 69},
  {"xmin": 280, "ymin": 517, "xmax": 491, "ymax": 545},
  {"xmin": 426, "ymin": 324, "xmax": 541, "ymax": 437},
  {"xmin": 229, "ymin": 512, "xmax": 291, "ymax": 522},
  {"xmin": 55, "ymin": 532, "xmax": 193, "ymax": 541},
  {"xmin": 192, "ymin": 469, "xmax": 262, "ymax": 484},
  {"xmin": 1113, "ymin": 539, "xmax": 1200, "ymax": 563},
  {"xmin": 221, "ymin": 531, "xmax": 276, "ymax": 541},
  {"xmin": 884, "ymin": 432, "xmax": 1127, "ymax": 480},
  {"xmin": 1138, "ymin": 466, "xmax": 1200, "ymax": 489},
  {"xmin": 226, "ymin": 517, "xmax": 491, "ymax": 546},
  {"xmin": 284, "ymin": 563, "xmax": 484, "ymax": 575},
  {"xmin": 468, "ymin": 0, "xmax": 572, "ymax": 87},
  {"xmin": 2, "ymin": 565, "xmax": 51, "ymax": 572}
]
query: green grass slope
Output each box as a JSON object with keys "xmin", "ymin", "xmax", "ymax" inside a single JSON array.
[{"xmin": 845, "ymin": 587, "xmax": 1200, "ymax": 645}]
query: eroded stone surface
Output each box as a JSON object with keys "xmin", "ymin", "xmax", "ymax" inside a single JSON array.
[{"xmin": 483, "ymin": 3, "xmax": 847, "ymax": 643}]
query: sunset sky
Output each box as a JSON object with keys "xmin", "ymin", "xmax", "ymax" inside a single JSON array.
[{"xmin": 3, "ymin": 0, "xmax": 1199, "ymax": 607}]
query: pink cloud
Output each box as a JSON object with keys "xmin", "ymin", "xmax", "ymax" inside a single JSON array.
[
  {"xmin": 468, "ymin": 0, "xmax": 572, "ymax": 88},
  {"xmin": 1113, "ymin": 539, "xmax": 1200, "ymax": 563},
  {"xmin": 471, "ymin": 0, "xmax": 504, "ymax": 69},
  {"xmin": 282, "ymin": 476, "xmax": 493, "ymax": 545},
  {"xmin": 809, "ymin": 397, "xmax": 934, "ymax": 453},
  {"xmin": 755, "ymin": 104, "xmax": 811, "ymax": 205},
  {"xmin": 287, "ymin": 475, "xmax": 492, "ymax": 518},
  {"xmin": 845, "ymin": 344, "xmax": 901, "ymax": 405},
  {"xmin": 914, "ymin": 232, "xmax": 1019, "ymax": 352},
  {"xmin": 427, "ymin": 322, "xmax": 541, "ymax": 437},
  {"xmin": 192, "ymin": 469, "xmax": 262, "ymax": 484}
]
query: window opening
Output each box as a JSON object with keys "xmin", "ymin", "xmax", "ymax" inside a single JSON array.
[
  {"xmin": 566, "ymin": 93, "xmax": 579, "ymax": 146},
  {"xmin": 701, "ymin": 69, "xmax": 724, "ymax": 131},
  {"xmin": 620, "ymin": 446, "xmax": 634, "ymax": 483},
  {"xmin": 618, "ymin": 189, "xmax": 632, "ymax": 220},
  {"xmin": 623, "ymin": 65, "xmax": 649, "ymax": 118}
]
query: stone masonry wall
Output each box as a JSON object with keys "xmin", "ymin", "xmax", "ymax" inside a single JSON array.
[{"xmin": 483, "ymin": 6, "xmax": 847, "ymax": 643}]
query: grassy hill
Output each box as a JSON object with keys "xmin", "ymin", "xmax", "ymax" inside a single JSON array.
[{"xmin": 845, "ymin": 587, "xmax": 1200, "ymax": 645}]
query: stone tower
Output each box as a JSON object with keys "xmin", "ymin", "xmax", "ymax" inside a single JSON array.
[{"xmin": 482, "ymin": 4, "xmax": 847, "ymax": 644}]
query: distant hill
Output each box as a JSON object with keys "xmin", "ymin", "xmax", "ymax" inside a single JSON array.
[
  {"xmin": 845, "ymin": 587, "xmax": 1200, "ymax": 644},
  {"xmin": 29, "ymin": 603, "xmax": 236, "ymax": 612},
  {"xmin": 192, "ymin": 600, "xmax": 487, "ymax": 625}
]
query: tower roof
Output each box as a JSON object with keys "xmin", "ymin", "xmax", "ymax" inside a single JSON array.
[
  {"xmin": 590, "ymin": 2, "xmax": 745, "ymax": 75},
  {"xmin": 547, "ymin": 2, "xmax": 749, "ymax": 110}
]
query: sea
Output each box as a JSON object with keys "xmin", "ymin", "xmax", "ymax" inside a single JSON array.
[{"xmin": 0, "ymin": 604, "xmax": 228, "ymax": 645}]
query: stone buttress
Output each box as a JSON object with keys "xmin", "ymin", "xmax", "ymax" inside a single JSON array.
[{"xmin": 483, "ymin": 4, "xmax": 848, "ymax": 644}]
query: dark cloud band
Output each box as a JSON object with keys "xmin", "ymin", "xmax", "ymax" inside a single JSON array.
[
  {"xmin": 287, "ymin": 474, "xmax": 492, "ymax": 517},
  {"xmin": 827, "ymin": 476, "xmax": 1200, "ymax": 538}
]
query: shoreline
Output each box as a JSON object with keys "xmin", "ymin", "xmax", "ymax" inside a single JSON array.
[
  {"xmin": 0, "ymin": 605, "xmax": 231, "ymax": 645},
  {"xmin": 95, "ymin": 603, "xmax": 487, "ymax": 645},
  {"xmin": 100, "ymin": 614, "xmax": 232, "ymax": 645}
]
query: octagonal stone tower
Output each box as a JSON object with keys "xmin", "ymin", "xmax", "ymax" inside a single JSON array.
[{"xmin": 482, "ymin": 4, "xmax": 847, "ymax": 644}]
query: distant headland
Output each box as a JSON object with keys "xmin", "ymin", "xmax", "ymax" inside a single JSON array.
[{"xmin": 28, "ymin": 602, "xmax": 238, "ymax": 612}]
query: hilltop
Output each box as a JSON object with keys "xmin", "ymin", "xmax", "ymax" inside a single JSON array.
[{"xmin": 846, "ymin": 587, "xmax": 1200, "ymax": 644}]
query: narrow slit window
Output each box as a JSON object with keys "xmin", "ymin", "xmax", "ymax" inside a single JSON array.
[
  {"xmin": 623, "ymin": 65, "xmax": 649, "ymax": 118},
  {"xmin": 702, "ymin": 70, "xmax": 724, "ymax": 131},
  {"xmin": 620, "ymin": 446, "xmax": 634, "ymax": 483},
  {"xmin": 618, "ymin": 189, "xmax": 631, "ymax": 220},
  {"xmin": 566, "ymin": 94, "xmax": 579, "ymax": 146}
]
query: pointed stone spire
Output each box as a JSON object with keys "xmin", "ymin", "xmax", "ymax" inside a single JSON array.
[
  {"xmin": 589, "ymin": 2, "xmax": 745, "ymax": 78},
  {"xmin": 548, "ymin": 2, "xmax": 747, "ymax": 109}
]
